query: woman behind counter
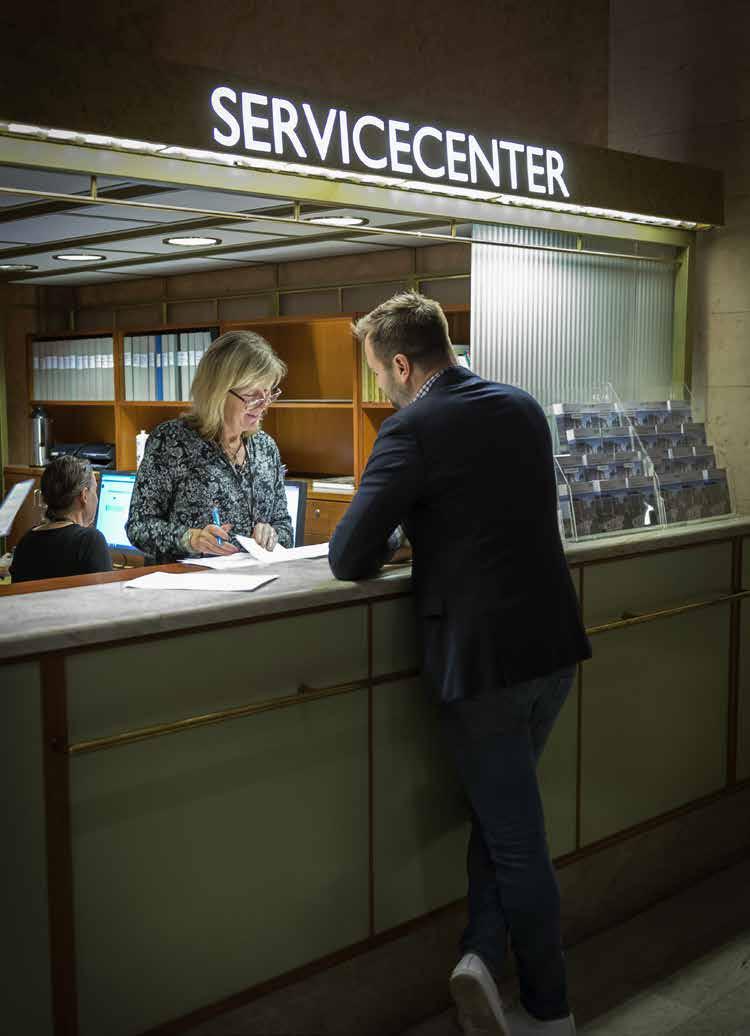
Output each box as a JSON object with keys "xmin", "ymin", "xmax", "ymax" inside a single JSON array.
[
  {"xmin": 10, "ymin": 455, "xmax": 113, "ymax": 582},
  {"xmin": 126, "ymin": 330, "xmax": 293, "ymax": 563}
]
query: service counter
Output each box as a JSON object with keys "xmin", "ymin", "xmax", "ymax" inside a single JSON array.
[{"xmin": 3, "ymin": 515, "xmax": 750, "ymax": 1036}]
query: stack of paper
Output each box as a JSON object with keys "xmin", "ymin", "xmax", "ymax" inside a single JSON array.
[
  {"xmin": 124, "ymin": 571, "xmax": 277, "ymax": 592},
  {"xmin": 235, "ymin": 536, "xmax": 329, "ymax": 563}
]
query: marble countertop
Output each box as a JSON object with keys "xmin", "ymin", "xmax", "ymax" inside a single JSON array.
[{"xmin": 2, "ymin": 514, "xmax": 748, "ymax": 662}]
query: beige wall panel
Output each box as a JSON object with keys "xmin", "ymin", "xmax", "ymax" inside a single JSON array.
[
  {"xmin": 372, "ymin": 598, "xmax": 421, "ymax": 677},
  {"xmin": 279, "ymin": 289, "xmax": 340, "ymax": 317},
  {"xmin": 342, "ymin": 280, "xmax": 408, "ymax": 314},
  {"xmin": 76, "ymin": 307, "xmax": 114, "ymax": 332},
  {"xmin": 218, "ymin": 293, "xmax": 277, "ymax": 322},
  {"xmin": 66, "ymin": 605, "xmax": 368, "ymax": 742},
  {"xmin": 115, "ymin": 304, "xmax": 163, "ymax": 330},
  {"xmin": 71, "ymin": 689, "xmax": 369, "ymax": 1036},
  {"xmin": 279, "ymin": 249, "xmax": 414, "ymax": 290},
  {"xmin": 373, "ymin": 678, "xmax": 468, "ymax": 932},
  {"xmin": 0, "ymin": 662, "xmax": 53, "ymax": 1036},
  {"xmin": 580, "ymin": 604, "xmax": 730, "ymax": 845},
  {"xmin": 166, "ymin": 299, "xmax": 217, "ymax": 325},
  {"xmin": 707, "ymin": 386, "xmax": 750, "ymax": 515},
  {"xmin": 583, "ymin": 542, "xmax": 733, "ymax": 628},
  {"xmin": 77, "ymin": 278, "xmax": 165, "ymax": 308},
  {"xmin": 537, "ymin": 679, "xmax": 578, "ymax": 859},
  {"xmin": 416, "ymin": 243, "xmax": 471, "ymax": 276},
  {"xmin": 168, "ymin": 264, "xmax": 277, "ymax": 300},
  {"xmin": 419, "ymin": 277, "xmax": 471, "ymax": 307},
  {"xmin": 738, "ymin": 601, "xmax": 750, "ymax": 781}
]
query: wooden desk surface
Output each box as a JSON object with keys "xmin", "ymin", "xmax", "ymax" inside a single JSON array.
[{"xmin": 0, "ymin": 563, "xmax": 198, "ymax": 597}]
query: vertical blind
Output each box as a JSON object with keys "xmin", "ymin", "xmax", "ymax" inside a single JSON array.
[{"xmin": 470, "ymin": 224, "xmax": 676, "ymax": 407}]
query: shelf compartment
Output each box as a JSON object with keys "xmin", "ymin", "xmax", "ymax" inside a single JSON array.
[
  {"xmin": 263, "ymin": 406, "xmax": 354, "ymax": 477},
  {"xmin": 232, "ymin": 317, "xmax": 355, "ymax": 402},
  {"xmin": 40, "ymin": 403, "xmax": 116, "ymax": 448}
]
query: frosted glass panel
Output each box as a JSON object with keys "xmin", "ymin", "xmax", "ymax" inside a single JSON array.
[{"xmin": 470, "ymin": 224, "xmax": 676, "ymax": 406}]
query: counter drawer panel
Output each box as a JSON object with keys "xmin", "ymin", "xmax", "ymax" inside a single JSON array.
[
  {"xmin": 372, "ymin": 597, "xmax": 420, "ymax": 677},
  {"xmin": 737, "ymin": 600, "xmax": 750, "ymax": 782},
  {"xmin": 580, "ymin": 604, "xmax": 730, "ymax": 846},
  {"xmin": 537, "ymin": 676, "xmax": 578, "ymax": 859},
  {"xmin": 372, "ymin": 678, "xmax": 468, "ymax": 933},
  {"xmin": 1, "ymin": 662, "xmax": 53, "ymax": 1036},
  {"xmin": 67, "ymin": 605, "xmax": 368, "ymax": 742},
  {"xmin": 583, "ymin": 541, "xmax": 733, "ymax": 629},
  {"xmin": 71, "ymin": 689, "xmax": 370, "ymax": 1036},
  {"xmin": 305, "ymin": 498, "xmax": 349, "ymax": 545}
]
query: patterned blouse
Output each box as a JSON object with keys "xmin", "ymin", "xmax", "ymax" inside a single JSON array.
[{"xmin": 125, "ymin": 417, "xmax": 293, "ymax": 562}]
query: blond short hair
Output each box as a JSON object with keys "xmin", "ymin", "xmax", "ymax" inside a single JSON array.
[
  {"xmin": 185, "ymin": 330, "xmax": 286, "ymax": 441},
  {"xmin": 352, "ymin": 290, "xmax": 452, "ymax": 367}
]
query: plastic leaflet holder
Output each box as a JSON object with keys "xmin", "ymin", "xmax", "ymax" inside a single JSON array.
[{"xmin": 551, "ymin": 398, "xmax": 733, "ymax": 542}]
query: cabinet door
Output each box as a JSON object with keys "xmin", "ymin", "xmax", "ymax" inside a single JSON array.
[
  {"xmin": 305, "ymin": 497, "xmax": 349, "ymax": 544},
  {"xmin": 3, "ymin": 470, "xmax": 43, "ymax": 549}
]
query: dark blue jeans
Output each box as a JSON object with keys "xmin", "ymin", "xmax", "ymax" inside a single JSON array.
[{"xmin": 440, "ymin": 666, "xmax": 576, "ymax": 1022}]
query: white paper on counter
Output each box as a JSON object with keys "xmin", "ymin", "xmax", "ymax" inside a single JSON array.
[
  {"xmin": 124, "ymin": 571, "xmax": 277, "ymax": 592},
  {"xmin": 0, "ymin": 479, "xmax": 34, "ymax": 536},
  {"xmin": 235, "ymin": 535, "xmax": 329, "ymax": 564},
  {"xmin": 179, "ymin": 553, "xmax": 259, "ymax": 570}
]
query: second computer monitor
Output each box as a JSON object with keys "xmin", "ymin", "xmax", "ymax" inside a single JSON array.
[{"xmin": 284, "ymin": 480, "xmax": 307, "ymax": 547}]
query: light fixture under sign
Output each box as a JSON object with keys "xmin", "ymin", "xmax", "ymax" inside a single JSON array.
[
  {"xmin": 305, "ymin": 215, "xmax": 369, "ymax": 228},
  {"xmin": 53, "ymin": 253, "xmax": 106, "ymax": 262},
  {"xmin": 164, "ymin": 235, "xmax": 222, "ymax": 246}
]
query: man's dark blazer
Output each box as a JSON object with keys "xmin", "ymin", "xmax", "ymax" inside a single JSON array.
[{"xmin": 329, "ymin": 366, "xmax": 591, "ymax": 702}]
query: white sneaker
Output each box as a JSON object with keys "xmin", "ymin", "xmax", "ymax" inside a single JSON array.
[
  {"xmin": 505, "ymin": 1004, "xmax": 576, "ymax": 1035},
  {"xmin": 449, "ymin": 953, "xmax": 510, "ymax": 1035}
]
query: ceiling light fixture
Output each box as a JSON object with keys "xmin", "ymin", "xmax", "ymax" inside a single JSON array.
[
  {"xmin": 53, "ymin": 253, "xmax": 106, "ymax": 262},
  {"xmin": 0, "ymin": 263, "xmax": 38, "ymax": 271},
  {"xmin": 164, "ymin": 235, "xmax": 222, "ymax": 246},
  {"xmin": 305, "ymin": 215, "xmax": 370, "ymax": 228}
]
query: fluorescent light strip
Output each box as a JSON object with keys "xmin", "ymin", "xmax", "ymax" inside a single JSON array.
[{"xmin": 0, "ymin": 119, "xmax": 712, "ymax": 230}]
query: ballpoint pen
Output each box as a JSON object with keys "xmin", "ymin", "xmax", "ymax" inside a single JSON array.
[{"xmin": 211, "ymin": 505, "xmax": 223, "ymax": 545}]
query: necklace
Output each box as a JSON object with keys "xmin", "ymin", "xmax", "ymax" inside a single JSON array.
[{"xmin": 221, "ymin": 437, "xmax": 245, "ymax": 466}]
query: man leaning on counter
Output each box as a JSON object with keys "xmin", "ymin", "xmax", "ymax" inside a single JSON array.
[{"xmin": 329, "ymin": 291, "xmax": 591, "ymax": 1036}]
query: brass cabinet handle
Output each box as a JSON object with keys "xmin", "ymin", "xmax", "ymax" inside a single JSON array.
[
  {"xmin": 314, "ymin": 507, "xmax": 321, "ymax": 518},
  {"xmin": 297, "ymin": 678, "xmax": 369, "ymax": 696}
]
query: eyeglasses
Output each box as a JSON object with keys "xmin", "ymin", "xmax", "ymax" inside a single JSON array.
[{"xmin": 228, "ymin": 387, "xmax": 282, "ymax": 410}]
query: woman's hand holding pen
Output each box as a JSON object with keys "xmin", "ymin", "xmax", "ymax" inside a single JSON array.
[{"xmin": 188, "ymin": 523, "xmax": 239, "ymax": 555}]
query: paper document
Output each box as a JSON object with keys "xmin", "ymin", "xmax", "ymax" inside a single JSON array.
[
  {"xmin": 235, "ymin": 535, "xmax": 329, "ymax": 563},
  {"xmin": 180, "ymin": 553, "xmax": 260, "ymax": 570},
  {"xmin": 124, "ymin": 571, "xmax": 277, "ymax": 592},
  {"xmin": 0, "ymin": 479, "xmax": 34, "ymax": 537}
]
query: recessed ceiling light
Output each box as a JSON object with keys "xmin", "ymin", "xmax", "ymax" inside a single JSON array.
[
  {"xmin": 164, "ymin": 235, "xmax": 222, "ymax": 246},
  {"xmin": 0, "ymin": 263, "xmax": 38, "ymax": 271},
  {"xmin": 53, "ymin": 253, "xmax": 106, "ymax": 262},
  {"xmin": 305, "ymin": 215, "xmax": 369, "ymax": 228}
]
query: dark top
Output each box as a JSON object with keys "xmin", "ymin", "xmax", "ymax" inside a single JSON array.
[
  {"xmin": 10, "ymin": 524, "xmax": 113, "ymax": 583},
  {"xmin": 125, "ymin": 418, "xmax": 293, "ymax": 563},
  {"xmin": 329, "ymin": 366, "xmax": 591, "ymax": 702}
]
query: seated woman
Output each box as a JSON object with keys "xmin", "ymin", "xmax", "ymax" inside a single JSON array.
[
  {"xmin": 126, "ymin": 330, "xmax": 293, "ymax": 562},
  {"xmin": 10, "ymin": 455, "xmax": 112, "ymax": 582}
]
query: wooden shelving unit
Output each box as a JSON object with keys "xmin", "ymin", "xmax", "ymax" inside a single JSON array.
[{"xmin": 11, "ymin": 306, "xmax": 470, "ymax": 544}]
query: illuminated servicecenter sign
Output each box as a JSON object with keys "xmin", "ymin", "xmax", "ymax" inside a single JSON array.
[{"xmin": 209, "ymin": 86, "xmax": 570, "ymax": 200}]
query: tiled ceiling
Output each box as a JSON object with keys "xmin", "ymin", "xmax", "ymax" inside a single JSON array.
[{"xmin": 0, "ymin": 163, "xmax": 464, "ymax": 286}]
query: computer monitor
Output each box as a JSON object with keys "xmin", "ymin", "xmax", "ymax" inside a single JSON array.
[
  {"xmin": 95, "ymin": 471, "xmax": 138, "ymax": 552},
  {"xmin": 284, "ymin": 479, "xmax": 307, "ymax": 547}
]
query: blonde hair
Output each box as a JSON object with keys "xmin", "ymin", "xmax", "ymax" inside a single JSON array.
[{"xmin": 185, "ymin": 330, "xmax": 286, "ymax": 441}]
